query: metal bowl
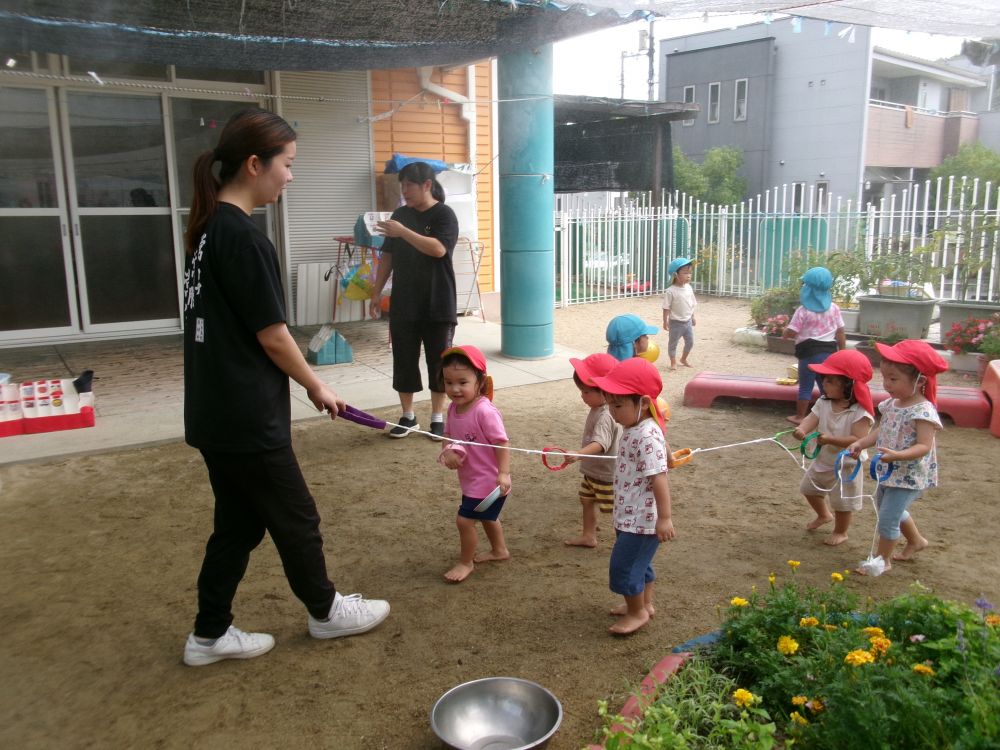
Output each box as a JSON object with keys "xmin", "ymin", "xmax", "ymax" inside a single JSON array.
[{"xmin": 431, "ymin": 677, "xmax": 563, "ymax": 750}]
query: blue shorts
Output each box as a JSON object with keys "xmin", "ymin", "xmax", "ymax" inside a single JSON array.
[
  {"xmin": 457, "ymin": 493, "xmax": 507, "ymax": 522},
  {"xmin": 874, "ymin": 485, "xmax": 922, "ymax": 540},
  {"xmin": 609, "ymin": 530, "xmax": 660, "ymax": 597}
]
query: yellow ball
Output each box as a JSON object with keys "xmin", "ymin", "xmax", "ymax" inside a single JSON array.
[{"xmin": 638, "ymin": 339, "xmax": 660, "ymax": 363}]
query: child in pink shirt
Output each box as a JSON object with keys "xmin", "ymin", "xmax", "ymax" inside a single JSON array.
[
  {"xmin": 437, "ymin": 345, "xmax": 511, "ymax": 583},
  {"xmin": 782, "ymin": 266, "xmax": 846, "ymax": 425}
]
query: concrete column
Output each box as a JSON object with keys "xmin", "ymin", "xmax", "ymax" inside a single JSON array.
[{"xmin": 498, "ymin": 45, "xmax": 554, "ymax": 358}]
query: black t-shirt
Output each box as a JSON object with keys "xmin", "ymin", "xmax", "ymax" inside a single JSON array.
[
  {"xmin": 183, "ymin": 202, "xmax": 291, "ymax": 452},
  {"xmin": 382, "ymin": 202, "xmax": 459, "ymax": 323}
]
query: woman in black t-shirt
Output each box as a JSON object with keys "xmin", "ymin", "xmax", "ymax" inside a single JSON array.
[
  {"xmin": 180, "ymin": 109, "xmax": 389, "ymax": 667},
  {"xmin": 369, "ymin": 162, "xmax": 459, "ymax": 441}
]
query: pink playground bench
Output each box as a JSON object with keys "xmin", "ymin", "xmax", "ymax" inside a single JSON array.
[{"xmin": 683, "ymin": 371, "xmax": 993, "ymax": 430}]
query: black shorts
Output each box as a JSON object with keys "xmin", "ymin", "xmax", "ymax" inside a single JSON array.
[{"xmin": 388, "ymin": 319, "xmax": 455, "ymax": 394}]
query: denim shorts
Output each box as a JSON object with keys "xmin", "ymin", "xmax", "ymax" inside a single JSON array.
[
  {"xmin": 875, "ymin": 485, "xmax": 922, "ymax": 540},
  {"xmin": 457, "ymin": 493, "xmax": 507, "ymax": 522},
  {"xmin": 609, "ymin": 530, "xmax": 660, "ymax": 596}
]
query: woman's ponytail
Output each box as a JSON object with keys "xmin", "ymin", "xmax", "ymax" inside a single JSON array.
[{"xmin": 185, "ymin": 151, "xmax": 220, "ymax": 254}]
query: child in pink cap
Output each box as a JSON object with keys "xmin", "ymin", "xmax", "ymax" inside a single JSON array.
[
  {"xmin": 436, "ymin": 345, "xmax": 511, "ymax": 583},
  {"xmin": 591, "ymin": 358, "xmax": 675, "ymax": 635},
  {"xmin": 564, "ymin": 353, "xmax": 623, "ymax": 548}
]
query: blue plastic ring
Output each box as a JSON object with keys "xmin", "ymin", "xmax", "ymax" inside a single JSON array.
[
  {"xmin": 869, "ymin": 454, "xmax": 895, "ymax": 481},
  {"xmin": 834, "ymin": 449, "xmax": 862, "ymax": 481}
]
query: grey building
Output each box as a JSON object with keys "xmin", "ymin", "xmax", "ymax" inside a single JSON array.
[{"xmin": 661, "ymin": 18, "xmax": 994, "ymax": 207}]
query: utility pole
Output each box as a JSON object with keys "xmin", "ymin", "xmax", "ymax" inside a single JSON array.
[{"xmin": 647, "ymin": 17, "xmax": 656, "ymax": 101}]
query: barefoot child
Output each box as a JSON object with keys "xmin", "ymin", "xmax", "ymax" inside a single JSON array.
[
  {"xmin": 793, "ymin": 350, "xmax": 875, "ymax": 546},
  {"xmin": 662, "ymin": 257, "xmax": 697, "ymax": 370},
  {"xmin": 437, "ymin": 345, "xmax": 511, "ymax": 582},
  {"xmin": 592, "ymin": 358, "xmax": 675, "ymax": 635},
  {"xmin": 564, "ymin": 353, "xmax": 622, "ymax": 547},
  {"xmin": 848, "ymin": 340, "xmax": 947, "ymax": 575},
  {"xmin": 782, "ymin": 267, "xmax": 846, "ymax": 425}
]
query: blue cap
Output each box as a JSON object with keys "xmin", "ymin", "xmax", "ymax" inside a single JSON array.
[
  {"xmin": 605, "ymin": 314, "xmax": 659, "ymax": 361},
  {"xmin": 667, "ymin": 257, "xmax": 696, "ymax": 277},
  {"xmin": 800, "ymin": 266, "xmax": 833, "ymax": 313}
]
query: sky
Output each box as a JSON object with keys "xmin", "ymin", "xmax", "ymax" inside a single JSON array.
[{"xmin": 553, "ymin": 13, "xmax": 968, "ymax": 100}]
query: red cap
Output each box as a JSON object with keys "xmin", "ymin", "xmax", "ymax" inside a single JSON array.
[
  {"xmin": 441, "ymin": 344, "xmax": 487, "ymax": 373},
  {"xmin": 569, "ymin": 352, "xmax": 618, "ymax": 387},
  {"xmin": 874, "ymin": 339, "xmax": 948, "ymax": 406},
  {"xmin": 440, "ymin": 344, "xmax": 493, "ymax": 401},
  {"xmin": 809, "ymin": 349, "xmax": 875, "ymax": 416},
  {"xmin": 591, "ymin": 358, "xmax": 667, "ymax": 431}
]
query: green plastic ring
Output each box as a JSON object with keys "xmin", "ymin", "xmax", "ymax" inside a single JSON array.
[{"xmin": 800, "ymin": 431, "xmax": 822, "ymax": 459}]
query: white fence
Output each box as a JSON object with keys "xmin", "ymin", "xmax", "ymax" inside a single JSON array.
[{"xmin": 555, "ymin": 176, "xmax": 1000, "ymax": 306}]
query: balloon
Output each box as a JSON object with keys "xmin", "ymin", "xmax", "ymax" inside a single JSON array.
[{"xmin": 638, "ymin": 339, "xmax": 660, "ymax": 363}]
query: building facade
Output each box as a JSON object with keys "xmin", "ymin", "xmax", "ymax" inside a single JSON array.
[
  {"xmin": 661, "ymin": 18, "xmax": 994, "ymax": 208},
  {"xmin": 0, "ymin": 56, "xmax": 496, "ymax": 346}
]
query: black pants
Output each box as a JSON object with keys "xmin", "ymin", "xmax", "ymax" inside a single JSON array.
[
  {"xmin": 193, "ymin": 447, "xmax": 336, "ymax": 638},
  {"xmin": 388, "ymin": 318, "xmax": 455, "ymax": 394}
]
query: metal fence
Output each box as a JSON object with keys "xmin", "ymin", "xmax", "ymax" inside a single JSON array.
[{"xmin": 554, "ymin": 176, "xmax": 1000, "ymax": 306}]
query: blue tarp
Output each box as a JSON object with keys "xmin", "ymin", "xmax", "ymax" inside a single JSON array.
[{"xmin": 383, "ymin": 154, "xmax": 450, "ymax": 174}]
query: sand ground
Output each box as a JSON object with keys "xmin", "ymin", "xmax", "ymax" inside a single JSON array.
[{"xmin": 1, "ymin": 296, "xmax": 997, "ymax": 749}]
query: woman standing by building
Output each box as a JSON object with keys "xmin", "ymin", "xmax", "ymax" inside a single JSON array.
[
  {"xmin": 181, "ymin": 109, "xmax": 389, "ymax": 666},
  {"xmin": 370, "ymin": 161, "xmax": 460, "ymax": 440}
]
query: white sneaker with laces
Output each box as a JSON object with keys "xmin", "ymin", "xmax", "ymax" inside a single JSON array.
[
  {"xmin": 308, "ymin": 592, "xmax": 390, "ymax": 639},
  {"xmin": 183, "ymin": 625, "xmax": 275, "ymax": 666}
]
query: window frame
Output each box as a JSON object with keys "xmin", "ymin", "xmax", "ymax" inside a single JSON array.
[
  {"xmin": 682, "ymin": 85, "xmax": 695, "ymax": 126},
  {"xmin": 734, "ymin": 78, "xmax": 748, "ymax": 121},
  {"xmin": 707, "ymin": 81, "xmax": 721, "ymax": 124}
]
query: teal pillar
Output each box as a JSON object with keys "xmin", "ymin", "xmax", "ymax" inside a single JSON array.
[{"xmin": 498, "ymin": 45, "xmax": 554, "ymax": 359}]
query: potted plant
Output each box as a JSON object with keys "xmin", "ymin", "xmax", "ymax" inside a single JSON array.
[
  {"xmin": 855, "ymin": 331, "xmax": 906, "ymax": 367},
  {"xmin": 942, "ymin": 314, "xmax": 998, "ymax": 373},
  {"xmin": 976, "ymin": 319, "xmax": 1000, "ymax": 381},
  {"xmin": 855, "ymin": 244, "xmax": 937, "ymax": 339},
  {"xmin": 931, "ymin": 217, "xmax": 1000, "ymax": 332},
  {"xmin": 763, "ymin": 313, "xmax": 796, "ymax": 354},
  {"xmin": 826, "ymin": 249, "xmax": 867, "ymax": 332}
]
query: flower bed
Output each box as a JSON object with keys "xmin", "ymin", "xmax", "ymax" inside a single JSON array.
[{"xmin": 593, "ymin": 563, "xmax": 1000, "ymax": 748}]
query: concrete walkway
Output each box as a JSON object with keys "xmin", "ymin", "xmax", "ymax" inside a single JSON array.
[{"xmin": 0, "ymin": 317, "xmax": 582, "ymax": 465}]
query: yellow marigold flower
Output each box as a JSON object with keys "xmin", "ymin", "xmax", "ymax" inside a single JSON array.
[
  {"xmin": 787, "ymin": 560, "xmax": 801, "ymax": 570},
  {"xmin": 912, "ymin": 663, "xmax": 935, "ymax": 676},
  {"xmin": 845, "ymin": 649, "xmax": 875, "ymax": 666},
  {"xmin": 986, "ymin": 614, "xmax": 1000, "ymax": 627},
  {"xmin": 799, "ymin": 616, "xmax": 819, "ymax": 628},
  {"xmin": 790, "ymin": 711, "xmax": 809, "ymax": 726},
  {"xmin": 823, "ymin": 624, "xmax": 838, "ymax": 632},
  {"xmin": 831, "ymin": 572, "xmax": 844, "ymax": 583},
  {"xmin": 732, "ymin": 688, "xmax": 756, "ymax": 708},
  {"xmin": 730, "ymin": 597, "xmax": 749, "ymax": 607},
  {"xmin": 769, "ymin": 572, "xmax": 776, "ymax": 586},
  {"xmin": 791, "ymin": 695, "xmax": 808, "ymax": 706},
  {"xmin": 807, "ymin": 698, "xmax": 825, "ymax": 713},
  {"xmin": 777, "ymin": 635, "xmax": 800, "ymax": 655},
  {"xmin": 869, "ymin": 635, "xmax": 891, "ymax": 655},
  {"xmin": 862, "ymin": 626, "xmax": 885, "ymax": 637}
]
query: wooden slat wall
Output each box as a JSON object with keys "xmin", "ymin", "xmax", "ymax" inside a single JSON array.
[{"xmin": 371, "ymin": 63, "xmax": 496, "ymax": 293}]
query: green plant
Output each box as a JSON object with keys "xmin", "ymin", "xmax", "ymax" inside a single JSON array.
[
  {"xmin": 943, "ymin": 315, "xmax": 998, "ymax": 354},
  {"xmin": 710, "ymin": 571, "xmax": 1000, "ymax": 749},
  {"xmin": 980, "ymin": 322, "xmax": 1000, "ymax": 360},
  {"xmin": 596, "ymin": 657, "xmax": 779, "ymax": 749},
  {"xmin": 750, "ymin": 287, "xmax": 799, "ymax": 327}
]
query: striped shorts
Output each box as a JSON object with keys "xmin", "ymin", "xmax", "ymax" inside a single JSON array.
[{"xmin": 580, "ymin": 474, "xmax": 615, "ymax": 513}]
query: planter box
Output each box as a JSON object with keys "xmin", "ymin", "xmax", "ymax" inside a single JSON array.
[
  {"xmin": 766, "ymin": 335, "xmax": 796, "ymax": 355},
  {"xmin": 858, "ymin": 295, "xmax": 936, "ymax": 339},
  {"xmin": 949, "ymin": 352, "xmax": 983, "ymax": 374},
  {"xmin": 938, "ymin": 300, "xmax": 1000, "ymax": 342},
  {"xmin": 840, "ymin": 308, "xmax": 860, "ymax": 333}
]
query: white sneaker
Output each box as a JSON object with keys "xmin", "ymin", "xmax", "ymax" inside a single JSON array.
[
  {"xmin": 308, "ymin": 592, "xmax": 390, "ymax": 639},
  {"xmin": 183, "ymin": 625, "xmax": 275, "ymax": 666}
]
